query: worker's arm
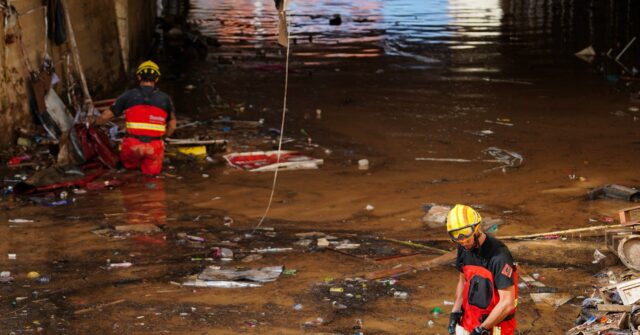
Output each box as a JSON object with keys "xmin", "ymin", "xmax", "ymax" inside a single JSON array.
[
  {"xmin": 448, "ymin": 273, "xmax": 466, "ymax": 334},
  {"xmin": 479, "ymin": 285, "xmax": 515, "ymax": 330},
  {"xmin": 452, "ymin": 272, "xmax": 465, "ymax": 312},
  {"xmin": 95, "ymin": 109, "xmax": 115, "ymax": 126},
  {"xmin": 165, "ymin": 112, "xmax": 177, "ymax": 138}
]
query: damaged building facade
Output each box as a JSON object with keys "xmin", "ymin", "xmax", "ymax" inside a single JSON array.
[{"xmin": 0, "ymin": 0, "xmax": 156, "ymax": 147}]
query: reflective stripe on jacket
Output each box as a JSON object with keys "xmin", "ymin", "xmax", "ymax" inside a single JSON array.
[{"xmin": 124, "ymin": 104, "xmax": 167, "ymax": 137}]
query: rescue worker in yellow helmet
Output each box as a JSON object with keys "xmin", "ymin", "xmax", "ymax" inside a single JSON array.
[
  {"xmin": 446, "ymin": 205, "xmax": 518, "ymax": 335},
  {"xmin": 96, "ymin": 60, "xmax": 177, "ymax": 175}
]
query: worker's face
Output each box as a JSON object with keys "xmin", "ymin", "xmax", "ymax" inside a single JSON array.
[{"xmin": 457, "ymin": 234, "xmax": 478, "ymax": 250}]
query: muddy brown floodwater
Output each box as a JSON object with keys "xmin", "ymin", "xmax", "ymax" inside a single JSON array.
[{"xmin": 2, "ymin": 0, "xmax": 640, "ymax": 334}]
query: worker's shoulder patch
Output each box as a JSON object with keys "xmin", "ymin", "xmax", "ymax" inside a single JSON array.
[{"xmin": 501, "ymin": 263, "xmax": 513, "ymax": 278}]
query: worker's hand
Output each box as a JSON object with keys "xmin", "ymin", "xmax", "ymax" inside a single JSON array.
[
  {"xmin": 470, "ymin": 326, "xmax": 489, "ymax": 335},
  {"xmin": 86, "ymin": 115, "xmax": 98, "ymax": 126},
  {"xmin": 448, "ymin": 311, "xmax": 463, "ymax": 334}
]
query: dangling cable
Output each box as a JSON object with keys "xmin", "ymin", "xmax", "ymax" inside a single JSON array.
[{"xmin": 253, "ymin": 11, "xmax": 291, "ymax": 232}]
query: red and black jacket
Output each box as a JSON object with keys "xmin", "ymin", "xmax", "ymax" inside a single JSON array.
[{"xmin": 457, "ymin": 236, "xmax": 518, "ymax": 335}]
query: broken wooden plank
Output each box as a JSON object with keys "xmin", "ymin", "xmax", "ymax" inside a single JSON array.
[
  {"xmin": 616, "ymin": 277, "xmax": 640, "ymax": 305},
  {"xmin": 499, "ymin": 224, "xmax": 624, "ymax": 240},
  {"xmin": 114, "ymin": 224, "xmax": 161, "ymax": 233},
  {"xmin": 362, "ymin": 250, "xmax": 456, "ymax": 280},
  {"xmin": 530, "ymin": 293, "xmax": 573, "ymax": 308},
  {"xmin": 383, "ymin": 237, "xmax": 449, "ymax": 254},
  {"xmin": 374, "ymin": 253, "xmax": 427, "ymax": 264},
  {"xmin": 619, "ymin": 205, "xmax": 640, "ymax": 226},
  {"xmin": 597, "ymin": 304, "xmax": 634, "ymax": 312},
  {"xmin": 74, "ymin": 299, "xmax": 126, "ymax": 315},
  {"xmin": 325, "ymin": 247, "xmax": 373, "ymax": 263}
]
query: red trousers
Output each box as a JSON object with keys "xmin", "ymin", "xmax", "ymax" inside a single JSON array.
[{"xmin": 120, "ymin": 137, "xmax": 165, "ymax": 175}]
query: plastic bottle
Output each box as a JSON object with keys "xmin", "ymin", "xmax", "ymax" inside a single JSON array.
[{"xmin": 353, "ymin": 319, "xmax": 364, "ymax": 335}]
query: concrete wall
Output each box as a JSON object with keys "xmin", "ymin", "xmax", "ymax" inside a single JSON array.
[
  {"xmin": 123, "ymin": 0, "xmax": 157, "ymax": 73},
  {"xmin": 0, "ymin": 0, "xmax": 156, "ymax": 147}
]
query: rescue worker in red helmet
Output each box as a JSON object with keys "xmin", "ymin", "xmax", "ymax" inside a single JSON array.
[
  {"xmin": 446, "ymin": 204, "xmax": 518, "ymax": 335},
  {"xmin": 95, "ymin": 60, "xmax": 177, "ymax": 175}
]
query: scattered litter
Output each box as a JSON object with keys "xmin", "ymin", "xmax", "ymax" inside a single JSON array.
[
  {"xmin": 483, "ymin": 147, "xmax": 524, "ymax": 169},
  {"xmin": 393, "ymin": 291, "xmax": 408, "ymax": 299},
  {"xmin": 616, "ymin": 277, "xmax": 640, "ymax": 305},
  {"xmin": 253, "ymin": 247, "xmax": 293, "ymax": 253},
  {"xmin": 469, "ymin": 129, "xmax": 494, "ymax": 136},
  {"xmin": 114, "ymin": 224, "xmax": 161, "ymax": 233},
  {"xmin": 174, "ymin": 146, "xmax": 208, "ymax": 159},
  {"xmin": 224, "ymin": 151, "xmax": 323, "ymax": 172},
  {"xmin": 593, "ymin": 249, "xmax": 607, "ymax": 264},
  {"xmin": 421, "ymin": 204, "xmax": 451, "ymax": 228},
  {"xmin": 74, "ymin": 299, "xmax": 126, "ymax": 315},
  {"xmin": 297, "ymin": 232, "xmax": 326, "ymax": 238},
  {"xmin": 616, "ymin": 235, "xmax": 640, "ymax": 271},
  {"xmin": 416, "ymin": 147, "xmax": 523, "ymax": 170},
  {"xmin": 178, "ymin": 233, "xmax": 205, "ymax": 243},
  {"xmin": 330, "ymin": 287, "xmax": 344, "ymax": 293},
  {"xmin": 223, "ymin": 216, "xmax": 234, "ymax": 226},
  {"xmin": 575, "ymin": 46, "xmax": 596, "ymax": 63},
  {"xmin": 242, "ymin": 254, "xmax": 263, "ymax": 263},
  {"xmin": 182, "ymin": 280, "xmax": 262, "ymax": 288},
  {"xmin": 27, "ymin": 271, "xmax": 41, "ymax": 280},
  {"xmin": 317, "ymin": 238, "xmax": 330, "ymax": 248},
  {"xmin": 588, "ymin": 184, "xmax": 640, "ymax": 202},
  {"xmin": 365, "ymin": 204, "xmax": 375, "ymax": 211},
  {"xmin": 8, "ymin": 219, "xmax": 34, "ymax": 223},
  {"xmin": 212, "ymin": 247, "xmax": 234, "ymax": 260},
  {"xmin": 108, "ymin": 262, "xmax": 133, "ymax": 269},
  {"xmin": 0, "ymin": 271, "xmax": 13, "ymax": 283},
  {"xmin": 334, "ymin": 243, "xmax": 361, "ymax": 250},
  {"xmin": 484, "ymin": 119, "xmax": 514, "ymax": 126},
  {"xmin": 186, "ymin": 265, "xmax": 283, "ymax": 288},
  {"xmin": 293, "ymin": 303, "xmax": 303, "ymax": 310},
  {"xmin": 8, "ymin": 254, "xmax": 16, "ymax": 260},
  {"xmin": 575, "ymin": 46, "xmax": 596, "ymax": 56},
  {"xmin": 303, "ymin": 317, "xmax": 324, "ymax": 327},
  {"xmin": 530, "ymin": 292, "xmax": 573, "ymax": 308},
  {"xmin": 358, "ymin": 159, "xmax": 369, "ymax": 170},
  {"xmin": 329, "ymin": 14, "xmax": 342, "ymax": 26}
]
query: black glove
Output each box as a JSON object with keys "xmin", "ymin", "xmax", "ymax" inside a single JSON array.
[
  {"xmin": 448, "ymin": 311, "xmax": 463, "ymax": 334},
  {"xmin": 471, "ymin": 326, "xmax": 489, "ymax": 335}
]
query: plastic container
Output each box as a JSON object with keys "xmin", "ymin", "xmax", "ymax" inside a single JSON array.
[{"xmin": 358, "ymin": 159, "xmax": 369, "ymax": 170}]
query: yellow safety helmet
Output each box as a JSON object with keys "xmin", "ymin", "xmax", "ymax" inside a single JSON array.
[
  {"xmin": 446, "ymin": 204, "xmax": 482, "ymax": 242},
  {"xmin": 136, "ymin": 60, "xmax": 161, "ymax": 80}
]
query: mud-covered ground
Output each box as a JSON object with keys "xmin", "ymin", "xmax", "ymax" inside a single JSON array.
[{"xmin": 2, "ymin": 0, "xmax": 640, "ymax": 334}]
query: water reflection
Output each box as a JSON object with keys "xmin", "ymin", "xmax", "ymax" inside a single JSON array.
[
  {"xmin": 188, "ymin": 0, "xmax": 503, "ymax": 61},
  {"xmin": 119, "ymin": 177, "xmax": 168, "ymax": 246},
  {"xmin": 187, "ymin": 0, "xmax": 639, "ymax": 73}
]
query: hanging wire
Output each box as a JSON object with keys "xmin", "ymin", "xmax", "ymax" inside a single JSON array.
[{"xmin": 253, "ymin": 11, "xmax": 292, "ymax": 232}]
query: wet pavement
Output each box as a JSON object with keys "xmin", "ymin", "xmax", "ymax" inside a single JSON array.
[{"xmin": 2, "ymin": 0, "xmax": 640, "ymax": 333}]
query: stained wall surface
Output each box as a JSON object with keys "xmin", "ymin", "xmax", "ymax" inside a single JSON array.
[{"xmin": 0, "ymin": 0, "xmax": 156, "ymax": 147}]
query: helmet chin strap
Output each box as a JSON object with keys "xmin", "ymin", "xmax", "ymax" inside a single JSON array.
[{"xmin": 472, "ymin": 232, "xmax": 481, "ymax": 249}]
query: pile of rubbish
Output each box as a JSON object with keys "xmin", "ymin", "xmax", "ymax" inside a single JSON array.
[
  {"xmin": 312, "ymin": 277, "xmax": 409, "ymax": 312},
  {"xmin": 183, "ymin": 265, "xmax": 284, "ymax": 288},
  {"xmin": 568, "ymin": 269, "xmax": 640, "ymax": 335}
]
